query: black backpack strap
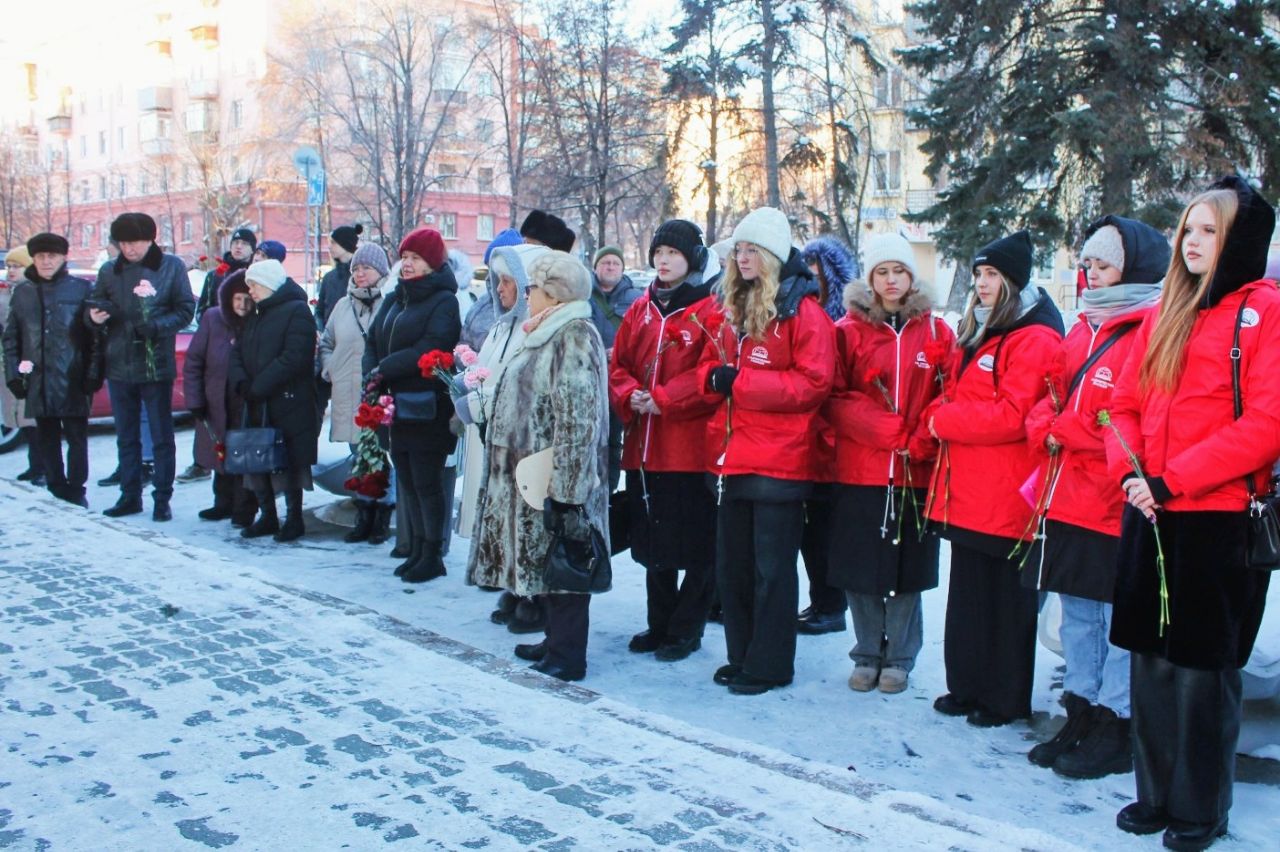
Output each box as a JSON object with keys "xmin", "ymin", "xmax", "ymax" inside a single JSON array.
[
  {"xmin": 1064, "ymin": 322, "xmax": 1139, "ymax": 400},
  {"xmin": 1230, "ymin": 292, "xmax": 1256, "ymax": 496}
]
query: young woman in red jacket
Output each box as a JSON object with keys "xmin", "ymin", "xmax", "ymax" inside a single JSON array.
[
  {"xmin": 826, "ymin": 233, "xmax": 955, "ymax": 694},
  {"xmin": 609, "ymin": 219, "xmax": 722, "ymax": 663},
  {"xmin": 926, "ymin": 230, "xmax": 1064, "ymax": 726},
  {"xmin": 1105, "ymin": 177, "xmax": 1279, "ymax": 850},
  {"xmin": 697, "ymin": 206, "xmax": 836, "ymax": 695},
  {"xmin": 1020, "ymin": 216, "xmax": 1168, "ymax": 779}
]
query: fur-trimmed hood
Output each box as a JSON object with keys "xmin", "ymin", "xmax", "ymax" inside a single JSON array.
[
  {"xmin": 802, "ymin": 236, "xmax": 857, "ymax": 321},
  {"xmin": 842, "ymin": 280, "xmax": 934, "ymax": 325}
]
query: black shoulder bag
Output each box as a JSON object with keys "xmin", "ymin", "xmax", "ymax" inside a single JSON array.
[
  {"xmin": 1229, "ymin": 292, "xmax": 1280, "ymax": 571},
  {"xmin": 541, "ymin": 501, "xmax": 612, "ymax": 593},
  {"xmin": 224, "ymin": 403, "xmax": 288, "ymax": 476}
]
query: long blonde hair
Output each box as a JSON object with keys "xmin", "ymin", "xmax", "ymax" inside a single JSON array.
[
  {"xmin": 1140, "ymin": 189, "xmax": 1238, "ymax": 392},
  {"xmin": 955, "ymin": 271, "xmax": 1017, "ymax": 348},
  {"xmin": 721, "ymin": 247, "xmax": 783, "ymax": 340}
]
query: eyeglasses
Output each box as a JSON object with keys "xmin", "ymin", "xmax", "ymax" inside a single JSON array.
[{"xmin": 523, "ymin": 283, "xmax": 540, "ymax": 296}]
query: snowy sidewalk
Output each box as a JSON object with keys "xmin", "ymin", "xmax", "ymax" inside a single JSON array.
[{"xmin": 0, "ymin": 481, "xmax": 1079, "ymax": 850}]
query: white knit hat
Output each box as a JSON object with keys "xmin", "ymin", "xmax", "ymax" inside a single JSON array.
[
  {"xmin": 861, "ymin": 232, "xmax": 918, "ymax": 281},
  {"xmin": 245, "ymin": 259, "xmax": 288, "ymax": 291},
  {"xmin": 730, "ymin": 207, "xmax": 793, "ymax": 264},
  {"xmin": 1080, "ymin": 224, "xmax": 1125, "ymax": 272}
]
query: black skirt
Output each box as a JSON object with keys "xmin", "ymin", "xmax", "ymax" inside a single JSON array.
[
  {"xmin": 1019, "ymin": 519, "xmax": 1119, "ymax": 602},
  {"xmin": 1112, "ymin": 506, "xmax": 1270, "ymax": 671},
  {"xmin": 827, "ymin": 484, "xmax": 939, "ymax": 596},
  {"xmin": 625, "ymin": 470, "xmax": 716, "ymax": 573}
]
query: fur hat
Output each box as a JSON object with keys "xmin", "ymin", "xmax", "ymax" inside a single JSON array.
[
  {"xmin": 397, "ymin": 227, "xmax": 447, "ymax": 270},
  {"xmin": 860, "ymin": 232, "xmax": 917, "ymax": 281},
  {"xmin": 730, "ymin": 207, "xmax": 792, "ymax": 264},
  {"xmin": 803, "ymin": 236, "xmax": 859, "ymax": 321},
  {"xmin": 245, "ymin": 259, "xmax": 288, "ymax": 292},
  {"xmin": 256, "ymin": 240, "xmax": 287, "ymax": 262},
  {"xmin": 1079, "ymin": 224, "xmax": 1124, "ymax": 271},
  {"xmin": 973, "ymin": 230, "xmax": 1034, "ymax": 290},
  {"xmin": 519, "ymin": 210, "xmax": 576, "ymax": 253},
  {"xmin": 4, "ymin": 245, "xmax": 32, "ymax": 268},
  {"xmin": 230, "ymin": 227, "xmax": 258, "ymax": 250},
  {"xmin": 593, "ymin": 245, "xmax": 624, "ymax": 267},
  {"xmin": 110, "ymin": 212, "xmax": 158, "ymax": 243},
  {"xmin": 649, "ymin": 220, "xmax": 706, "ymax": 270},
  {"xmin": 350, "ymin": 242, "xmax": 390, "ymax": 278},
  {"xmin": 26, "ymin": 232, "xmax": 70, "ymax": 256},
  {"xmin": 527, "ymin": 251, "xmax": 591, "ymax": 303},
  {"xmin": 330, "ymin": 224, "xmax": 363, "ymax": 254}
]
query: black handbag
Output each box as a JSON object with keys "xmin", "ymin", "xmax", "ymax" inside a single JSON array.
[
  {"xmin": 394, "ymin": 389, "xmax": 437, "ymax": 422},
  {"xmin": 224, "ymin": 405, "xmax": 288, "ymax": 475},
  {"xmin": 1229, "ymin": 293, "xmax": 1280, "ymax": 571},
  {"xmin": 608, "ymin": 489, "xmax": 630, "ymax": 556},
  {"xmin": 542, "ymin": 502, "xmax": 612, "ymax": 593}
]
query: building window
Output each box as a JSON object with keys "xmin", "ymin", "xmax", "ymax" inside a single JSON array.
[
  {"xmin": 181, "ymin": 214, "xmax": 193, "ymax": 244},
  {"xmin": 476, "ymin": 214, "xmax": 494, "ymax": 241},
  {"xmin": 873, "ymin": 69, "xmax": 903, "ymax": 109},
  {"xmin": 230, "ymin": 99, "xmax": 243, "ymax": 130},
  {"xmin": 98, "ymin": 176, "xmax": 107, "ymax": 199},
  {"xmin": 139, "ymin": 173, "xmax": 149, "ymax": 196},
  {"xmin": 81, "ymin": 181, "xmax": 90, "ymax": 202},
  {"xmin": 118, "ymin": 127, "xmax": 125, "ymax": 151},
  {"xmin": 476, "ymin": 72, "xmax": 494, "ymax": 97},
  {"xmin": 440, "ymin": 213, "xmax": 457, "ymax": 239},
  {"xmin": 160, "ymin": 215, "xmax": 173, "ymax": 246},
  {"xmin": 79, "ymin": 135, "xmax": 86, "ymax": 158},
  {"xmin": 81, "ymin": 223, "xmax": 94, "ymax": 248},
  {"xmin": 476, "ymin": 119, "xmax": 493, "ymax": 143},
  {"xmin": 98, "ymin": 131, "xmax": 107, "ymax": 154},
  {"xmin": 118, "ymin": 175, "xmax": 127, "ymax": 197},
  {"xmin": 872, "ymin": 150, "xmax": 902, "ymax": 193},
  {"xmin": 477, "ymin": 167, "xmax": 494, "ymax": 194},
  {"xmin": 437, "ymin": 163, "xmax": 459, "ymax": 191}
]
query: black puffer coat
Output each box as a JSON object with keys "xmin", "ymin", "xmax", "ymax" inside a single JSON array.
[
  {"xmin": 362, "ymin": 267, "xmax": 461, "ymax": 454},
  {"xmin": 229, "ymin": 280, "xmax": 319, "ymax": 470},
  {"xmin": 1, "ymin": 264, "xmax": 99, "ymax": 417},
  {"xmin": 89, "ymin": 243, "xmax": 195, "ymax": 383}
]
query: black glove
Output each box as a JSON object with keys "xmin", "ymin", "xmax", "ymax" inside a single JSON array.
[
  {"xmin": 135, "ymin": 320, "xmax": 158, "ymax": 339},
  {"xmin": 543, "ymin": 497, "xmax": 589, "ymax": 540},
  {"xmin": 708, "ymin": 365, "xmax": 739, "ymax": 396},
  {"xmin": 189, "ymin": 406, "xmax": 208, "ymax": 421},
  {"xmin": 7, "ymin": 378, "xmax": 26, "ymax": 399}
]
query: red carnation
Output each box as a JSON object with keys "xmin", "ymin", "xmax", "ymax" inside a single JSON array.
[
  {"xmin": 216, "ymin": 261, "xmax": 230, "ymax": 276},
  {"xmin": 343, "ymin": 476, "xmax": 360, "ymax": 492},
  {"xmin": 923, "ymin": 339, "xmax": 949, "ymax": 367},
  {"xmin": 862, "ymin": 367, "xmax": 884, "ymax": 387}
]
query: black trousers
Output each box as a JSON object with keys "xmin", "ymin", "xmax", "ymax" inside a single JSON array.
[
  {"xmin": 943, "ymin": 543, "xmax": 1039, "ymax": 719},
  {"xmin": 544, "ymin": 594, "xmax": 591, "ymax": 670},
  {"xmin": 717, "ymin": 496, "xmax": 804, "ymax": 683},
  {"xmin": 1131, "ymin": 652, "xmax": 1241, "ymax": 825},
  {"xmin": 801, "ymin": 494, "xmax": 845, "ymax": 614},
  {"xmin": 646, "ymin": 567, "xmax": 714, "ymax": 641},
  {"xmin": 391, "ymin": 448, "xmax": 446, "ymax": 546},
  {"xmin": 22, "ymin": 426, "xmax": 44, "ymax": 475},
  {"xmin": 34, "ymin": 416, "xmax": 88, "ymax": 500}
]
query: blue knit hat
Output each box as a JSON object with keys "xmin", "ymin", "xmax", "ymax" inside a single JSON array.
[
  {"xmin": 484, "ymin": 228, "xmax": 523, "ymax": 264},
  {"xmin": 257, "ymin": 240, "xmax": 287, "ymax": 262}
]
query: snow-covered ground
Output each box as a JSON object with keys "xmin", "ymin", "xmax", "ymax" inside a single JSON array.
[{"xmin": 1, "ymin": 423, "xmax": 1277, "ymax": 849}]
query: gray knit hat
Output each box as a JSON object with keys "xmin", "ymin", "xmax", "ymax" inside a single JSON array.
[
  {"xmin": 1079, "ymin": 224, "xmax": 1125, "ymax": 271},
  {"xmin": 349, "ymin": 242, "xmax": 390, "ymax": 279}
]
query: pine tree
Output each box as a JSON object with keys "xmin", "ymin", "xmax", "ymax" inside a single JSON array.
[{"xmin": 901, "ymin": 0, "xmax": 1280, "ymax": 261}]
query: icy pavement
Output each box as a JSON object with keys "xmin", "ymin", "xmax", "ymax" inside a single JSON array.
[{"xmin": 0, "ymin": 426, "xmax": 1277, "ymax": 850}]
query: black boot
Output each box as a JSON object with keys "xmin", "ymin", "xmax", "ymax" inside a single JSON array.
[
  {"xmin": 344, "ymin": 503, "xmax": 376, "ymax": 543},
  {"xmin": 1028, "ymin": 692, "xmax": 1094, "ymax": 768},
  {"xmin": 1054, "ymin": 706, "xmax": 1133, "ymax": 779},
  {"xmin": 274, "ymin": 490, "xmax": 305, "ymax": 542},
  {"xmin": 199, "ymin": 474, "xmax": 235, "ymax": 521},
  {"xmin": 394, "ymin": 537, "xmax": 422, "ymax": 577},
  {"xmin": 490, "ymin": 591, "xmax": 519, "ymax": 624},
  {"xmin": 230, "ymin": 483, "xmax": 258, "ymax": 528},
  {"xmin": 103, "ymin": 495, "xmax": 144, "ymax": 518},
  {"xmin": 152, "ymin": 497, "xmax": 172, "ymax": 522},
  {"xmin": 402, "ymin": 539, "xmax": 446, "ymax": 583},
  {"xmin": 97, "ymin": 466, "xmax": 122, "ymax": 487},
  {"xmin": 367, "ymin": 504, "xmax": 394, "ymax": 545},
  {"xmin": 241, "ymin": 498, "xmax": 279, "ymax": 538}
]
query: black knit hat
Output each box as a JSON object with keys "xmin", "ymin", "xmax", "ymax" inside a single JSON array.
[
  {"xmin": 330, "ymin": 223, "xmax": 363, "ymax": 254},
  {"xmin": 109, "ymin": 212, "xmax": 158, "ymax": 243},
  {"xmin": 26, "ymin": 232, "xmax": 70, "ymax": 256},
  {"xmin": 230, "ymin": 227, "xmax": 258, "ymax": 250},
  {"xmin": 973, "ymin": 230, "xmax": 1034, "ymax": 290},
  {"xmin": 649, "ymin": 219, "xmax": 706, "ymax": 270},
  {"xmin": 519, "ymin": 210, "xmax": 576, "ymax": 253}
]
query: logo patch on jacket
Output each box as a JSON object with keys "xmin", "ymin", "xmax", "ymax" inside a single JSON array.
[
  {"xmin": 680, "ymin": 329, "xmax": 693, "ymax": 346},
  {"xmin": 1091, "ymin": 366, "xmax": 1114, "ymax": 389},
  {"xmin": 915, "ymin": 351, "xmax": 929, "ymax": 369},
  {"xmin": 977, "ymin": 354, "xmax": 995, "ymax": 372},
  {"xmin": 1241, "ymin": 307, "xmax": 1260, "ymax": 328},
  {"xmin": 748, "ymin": 345, "xmax": 771, "ymax": 366}
]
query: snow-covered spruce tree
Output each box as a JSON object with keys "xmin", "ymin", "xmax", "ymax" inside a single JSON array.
[{"xmin": 900, "ymin": 0, "xmax": 1280, "ymax": 262}]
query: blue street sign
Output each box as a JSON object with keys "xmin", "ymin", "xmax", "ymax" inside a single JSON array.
[{"xmin": 307, "ymin": 171, "xmax": 326, "ymax": 206}]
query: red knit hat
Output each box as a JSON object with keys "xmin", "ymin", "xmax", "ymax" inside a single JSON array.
[{"xmin": 398, "ymin": 227, "xmax": 447, "ymax": 270}]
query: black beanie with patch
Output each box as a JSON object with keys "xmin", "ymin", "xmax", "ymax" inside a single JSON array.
[{"xmin": 972, "ymin": 230, "xmax": 1034, "ymax": 290}]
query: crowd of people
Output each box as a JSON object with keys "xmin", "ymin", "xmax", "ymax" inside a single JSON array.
[{"xmin": 2, "ymin": 173, "xmax": 1276, "ymax": 852}]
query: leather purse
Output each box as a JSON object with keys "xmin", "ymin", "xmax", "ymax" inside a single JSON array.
[
  {"xmin": 394, "ymin": 389, "xmax": 437, "ymax": 422},
  {"xmin": 541, "ymin": 501, "xmax": 612, "ymax": 593},
  {"xmin": 1229, "ymin": 292, "xmax": 1280, "ymax": 571},
  {"xmin": 224, "ymin": 405, "xmax": 288, "ymax": 475}
]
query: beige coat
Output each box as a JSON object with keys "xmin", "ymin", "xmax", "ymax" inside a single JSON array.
[{"xmin": 318, "ymin": 280, "xmax": 384, "ymax": 444}]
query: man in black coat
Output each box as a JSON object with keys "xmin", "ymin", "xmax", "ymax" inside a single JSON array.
[
  {"xmin": 2, "ymin": 232, "xmax": 100, "ymax": 507},
  {"xmin": 195, "ymin": 226, "xmax": 256, "ymax": 323},
  {"xmin": 314, "ymin": 224, "xmax": 361, "ymax": 330},
  {"xmin": 87, "ymin": 212, "xmax": 196, "ymax": 521}
]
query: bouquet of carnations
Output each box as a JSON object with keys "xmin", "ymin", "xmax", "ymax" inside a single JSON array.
[{"xmin": 345, "ymin": 384, "xmax": 394, "ymax": 499}]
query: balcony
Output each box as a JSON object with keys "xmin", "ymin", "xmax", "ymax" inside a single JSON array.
[
  {"xmin": 138, "ymin": 86, "xmax": 174, "ymax": 111},
  {"xmin": 188, "ymin": 78, "xmax": 219, "ymax": 100},
  {"xmin": 148, "ymin": 38, "xmax": 172, "ymax": 58},
  {"xmin": 905, "ymin": 189, "xmax": 938, "ymax": 214},
  {"xmin": 47, "ymin": 112, "xmax": 72, "ymax": 135},
  {"xmin": 189, "ymin": 24, "xmax": 218, "ymax": 45},
  {"xmin": 141, "ymin": 137, "xmax": 173, "ymax": 156}
]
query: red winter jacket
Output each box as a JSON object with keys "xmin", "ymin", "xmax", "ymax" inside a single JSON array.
[
  {"xmin": 826, "ymin": 289, "xmax": 955, "ymax": 489},
  {"xmin": 1025, "ymin": 307, "xmax": 1155, "ymax": 537},
  {"xmin": 697, "ymin": 270, "xmax": 836, "ymax": 482},
  {"xmin": 926, "ymin": 291, "xmax": 1064, "ymax": 542},
  {"xmin": 609, "ymin": 286, "xmax": 722, "ymax": 473},
  {"xmin": 1105, "ymin": 280, "xmax": 1280, "ymax": 512}
]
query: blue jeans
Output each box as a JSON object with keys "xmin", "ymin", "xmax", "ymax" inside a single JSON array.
[
  {"xmin": 847, "ymin": 591, "xmax": 924, "ymax": 671},
  {"xmin": 1059, "ymin": 593, "xmax": 1130, "ymax": 717},
  {"xmin": 108, "ymin": 380, "xmax": 175, "ymax": 501}
]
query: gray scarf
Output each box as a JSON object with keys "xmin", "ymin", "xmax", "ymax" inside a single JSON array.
[
  {"xmin": 974, "ymin": 284, "xmax": 1041, "ymax": 335},
  {"xmin": 1079, "ymin": 282, "xmax": 1162, "ymax": 326}
]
